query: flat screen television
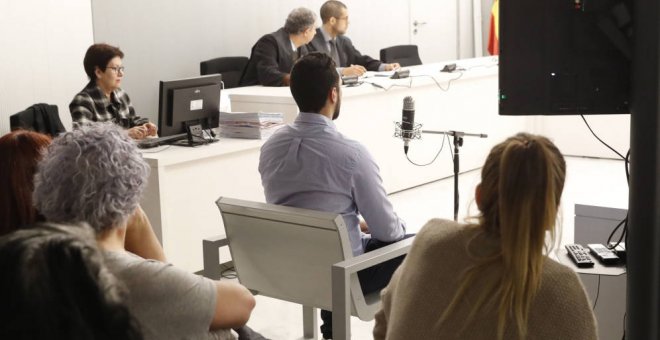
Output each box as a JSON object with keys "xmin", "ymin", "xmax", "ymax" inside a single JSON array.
[
  {"xmin": 157, "ymin": 74, "xmax": 222, "ymax": 138},
  {"xmin": 499, "ymin": 0, "xmax": 633, "ymax": 115}
]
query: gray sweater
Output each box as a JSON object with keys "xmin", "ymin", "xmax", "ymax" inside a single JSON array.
[{"xmin": 373, "ymin": 219, "xmax": 597, "ymax": 340}]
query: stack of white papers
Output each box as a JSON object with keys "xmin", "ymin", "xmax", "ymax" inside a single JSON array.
[{"xmin": 218, "ymin": 112, "xmax": 284, "ymax": 139}]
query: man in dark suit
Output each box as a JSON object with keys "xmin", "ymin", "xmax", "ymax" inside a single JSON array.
[
  {"xmin": 240, "ymin": 7, "xmax": 317, "ymax": 87},
  {"xmin": 308, "ymin": 1, "xmax": 400, "ymax": 77}
]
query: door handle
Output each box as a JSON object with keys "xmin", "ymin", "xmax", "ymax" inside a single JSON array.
[{"xmin": 413, "ymin": 20, "xmax": 427, "ymax": 27}]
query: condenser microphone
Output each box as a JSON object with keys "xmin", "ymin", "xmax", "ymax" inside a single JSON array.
[{"xmin": 402, "ymin": 96, "xmax": 415, "ymax": 154}]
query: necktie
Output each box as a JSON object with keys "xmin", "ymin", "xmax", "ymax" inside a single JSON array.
[{"xmin": 329, "ymin": 39, "xmax": 340, "ymax": 67}]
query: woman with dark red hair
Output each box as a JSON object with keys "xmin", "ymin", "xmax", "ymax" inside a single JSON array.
[{"xmin": 0, "ymin": 130, "xmax": 51, "ymax": 236}]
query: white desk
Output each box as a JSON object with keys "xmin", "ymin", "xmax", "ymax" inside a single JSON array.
[
  {"xmin": 140, "ymin": 139, "xmax": 265, "ymax": 271},
  {"xmin": 141, "ymin": 57, "xmax": 533, "ymax": 272}
]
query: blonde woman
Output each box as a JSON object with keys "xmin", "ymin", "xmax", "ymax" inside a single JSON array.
[{"xmin": 373, "ymin": 133, "xmax": 597, "ymax": 340}]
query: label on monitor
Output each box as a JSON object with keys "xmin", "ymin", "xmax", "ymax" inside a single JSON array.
[{"xmin": 190, "ymin": 99, "xmax": 203, "ymax": 111}]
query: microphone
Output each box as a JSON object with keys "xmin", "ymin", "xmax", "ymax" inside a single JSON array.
[{"xmin": 402, "ymin": 96, "xmax": 415, "ymax": 154}]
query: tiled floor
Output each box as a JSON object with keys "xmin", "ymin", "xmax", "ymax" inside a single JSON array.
[{"xmin": 236, "ymin": 156, "xmax": 629, "ymax": 339}]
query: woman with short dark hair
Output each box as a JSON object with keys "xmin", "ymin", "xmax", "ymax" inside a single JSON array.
[{"xmin": 69, "ymin": 43, "xmax": 157, "ymax": 140}]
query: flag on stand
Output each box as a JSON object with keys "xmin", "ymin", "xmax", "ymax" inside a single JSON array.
[{"xmin": 487, "ymin": 0, "xmax": 499, "ymax": 55}]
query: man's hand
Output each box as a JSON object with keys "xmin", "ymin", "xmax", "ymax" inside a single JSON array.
[
  {"xmin": 283, "ymin": 74, "xmax": 291, "ymax": 86},
  {"xmin": 342, "ymin": 64, "xmax": 367, "ymax": 77},
  {"xmin": 382, "ymin": 63, "xmax": 401, "ymax": 71},
  {"xmin": 360, "ymin": 219, "xmax": 370, "ymax": 234}
]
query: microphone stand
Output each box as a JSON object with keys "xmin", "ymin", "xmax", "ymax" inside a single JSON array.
[{"xmin": 421, "ymin": 130, "xmax": 488, "ymax": 221}]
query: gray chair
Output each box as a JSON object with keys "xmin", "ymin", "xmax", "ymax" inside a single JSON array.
[
  {"xmin": 200, "ymin": 56, "xmax": 249, "ymax": 89},
  {"xmin": 379, "ymin": 45, "xmax": 423, "ymax": 67},
  {"xmin": 201, "ymin": 197, "xmax": 414, "ymax": 340}
]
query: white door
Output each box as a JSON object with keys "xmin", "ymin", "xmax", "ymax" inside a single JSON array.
[{"xmin": 410, "ymin": 0, "xmax": 459, "ymax": 63}]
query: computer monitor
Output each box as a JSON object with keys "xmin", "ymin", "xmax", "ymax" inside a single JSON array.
[
  {"xmin": 157, "ymin": 74, "xmax": 222, "ymax": 138},
  {"xmin": 499, "ymin": 0, "xmax": 632, "ymax": 116}
]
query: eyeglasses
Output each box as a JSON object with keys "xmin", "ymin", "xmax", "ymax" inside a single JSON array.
[
  {"xmin": 107, "ymin": 66, "xmax": 125, "ymax": 74},
  {"xmin": 337, "ymin": 16, "xmax": 349, "ymax": 21}
]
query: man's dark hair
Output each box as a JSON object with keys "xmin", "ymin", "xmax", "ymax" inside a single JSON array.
[
  {"xmin": 290, "ymin": 53, "xmax": 339, "ymax": 113},
  {"xmin": 320, "ymin": 0, "xmax": 347, "ymax": 23},
  {"xmin": 83, "ymin": 43, "xmax": 124, "ymax": 80},
  {"xmin": 0, "ymin": 222, "xmax": 143, "ymax": 339}
]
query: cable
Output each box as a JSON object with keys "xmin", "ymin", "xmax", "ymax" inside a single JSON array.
[
  {"xmin": 621, "ymin": 313, "xmax": 626, "ymax": 339},
  {"xmin": 365, "ymin": 77, "xmax": 413, "ymax": 91},
  {"xmin": 405, "ymin": 133, "xmax": 447, "ymax": 166},
  {"xmin": 592, "ymin": 275, "xmax": 601, "ymax": 310},
  {"xmin": 580, "ymin": 115, "xmax": 626, "ymax": 160},
  {"xmin": 412, "ymin": 72, "xmax": 464, "ymax": 92},
  {"xmin": 580, "ymin": 115, "xmax": 630, "ymax": 248}
]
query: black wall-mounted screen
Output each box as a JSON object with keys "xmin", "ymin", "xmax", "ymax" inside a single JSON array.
[{"xmin": 499, "ymin": 0, "xmax": 632, "ymax": 116}]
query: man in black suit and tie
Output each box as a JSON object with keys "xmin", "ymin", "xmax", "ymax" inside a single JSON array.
[
  {"xmin": 308, "ymin": 0, "xmax": 400, "ymax": 77},
  {"xmin": 241, "ymin": 7, "xmax": 317, "ymax": 86}
]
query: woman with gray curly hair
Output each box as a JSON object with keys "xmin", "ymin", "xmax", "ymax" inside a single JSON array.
[
  {"xmin": 240, "ymin": 7, "xmax": 317, "ymax": 86},
  {"xmin": 33, "ymin": 123, "xmax": 257, "ymax": 340}
]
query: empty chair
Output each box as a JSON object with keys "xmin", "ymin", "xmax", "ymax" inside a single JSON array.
[
  {"xmin": 201, "ymin": 197, "xmax": 414, "ymax": 340},
  {"xmin": 200, "ymin": 56, "xmax": 249, "ymax": 89},
  {"xmin": 379, "ymin": 45, "xmax": 422, "ymax": 67},
  {"xmin": 10, "ymin": 103, "xmax": 66, "ymax": 136}
]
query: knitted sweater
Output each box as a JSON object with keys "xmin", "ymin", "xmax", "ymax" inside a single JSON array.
[{"xmin": 373, "ymin": 219, "xmax": 597, "ymax": 340}]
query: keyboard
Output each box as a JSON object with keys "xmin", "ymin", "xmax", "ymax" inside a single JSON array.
[{"xmin": 137, "ymin": 133, "xmax": 187, "ymax": 149}]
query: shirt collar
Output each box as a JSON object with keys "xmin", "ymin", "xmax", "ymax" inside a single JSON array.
[
  {"xmin": 290, "ymin": 39, "xmax": 297, "ymax": 52},
  {"xmin": 86, "ymin": 80, "xmax": 120, "ymax": 105},
  {"xmin": 295, "ymin": 112, "xmax": 337, "ymax": 129},
  {"xmin": 320, "ymin": 27, "xmax": 334, "ymax": 43}
]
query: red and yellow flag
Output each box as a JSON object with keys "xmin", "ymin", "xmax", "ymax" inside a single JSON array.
[{"xmin": 487, "ymin": 0, "xmax": 499, "ymax": 55}]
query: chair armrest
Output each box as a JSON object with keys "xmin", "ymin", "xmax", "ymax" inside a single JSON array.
[
  {"xmin": 198, "ymin": 235, "xmax": 230, "ymax": 279},
  {"xmin": 332, "ymin": 236, "xmax": 415, "ymax": 274}
]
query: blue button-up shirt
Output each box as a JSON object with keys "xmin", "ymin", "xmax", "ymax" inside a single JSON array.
[{"xmin": 259, "ymin": 112, "xmax": 406, "ymax": 255}]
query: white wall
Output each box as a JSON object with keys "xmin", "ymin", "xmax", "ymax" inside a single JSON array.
[
  {"xmin": 0, "ymin": 0, "xmax": 94, "ymax": 134},
  {"xmin": 91, "ymin": 0, "xmax": 411, "ymax": 124}
]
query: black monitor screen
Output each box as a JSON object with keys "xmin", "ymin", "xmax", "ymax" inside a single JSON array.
[
  {"xmin": 158, "ymin": 74, "xmax": 222, "ymax": 137},
  {"xmin": 499, "ymin": 0, "xmax": 632, "ymax": 116}
]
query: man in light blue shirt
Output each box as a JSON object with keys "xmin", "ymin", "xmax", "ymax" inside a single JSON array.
[{"xmin": 259, "ymin": 52, "xmax": 409, "ymax": 339}]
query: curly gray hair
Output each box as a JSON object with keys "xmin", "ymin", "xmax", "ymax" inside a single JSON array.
[
  {"xmin": 33, "ymin": 123, "xmax": 150, "ymax": 233},
  {"xmin": 284, "ymin": 7, "xmax": 317, "ymax": 34}
]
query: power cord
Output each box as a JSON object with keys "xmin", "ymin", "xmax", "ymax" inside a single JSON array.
[
  {"xmin": 592, "ymin": 275, "xmax": 601, "ymax": 310},
  {"xmin": 412, "ymin": 72, "xmax": 464, "ymax": 92},
  {"xmin": 580, "ymin": 115, "xmax": 630, "ymax": 249},
  {"xmin": 405, "ymin": 133, "xmax": 448, "ymax": 166}
]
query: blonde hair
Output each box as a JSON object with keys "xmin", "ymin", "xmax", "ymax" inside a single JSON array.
[{"xmin": 440, "ymin": 133, "xmax": 566, "ymax": 339}]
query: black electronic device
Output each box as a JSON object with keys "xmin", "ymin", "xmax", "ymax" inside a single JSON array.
[
  {"xmin": 565, "ymin": 244, "xmax": 595, "ymax": 268},
  {"xmin": 391, "ymin": 69, "xmax": 410, "ymax": 79},
  {"xmin": 137, "ymin": 133, "xmax": 187, "ymax": 149},
  {"xmin": 440, "ymin": 63, "xmax": 457, "ymax": 73},
  {"xmin": 158, "ymin": 74, "xmax": 222, "ymax": 146},
  {"xmin": 499, "ymin": 0, "xmax": 632, "ymax": 115},
  {"xmin": 608, "ymin": 241, "xmax": 626, "ymax": 261},
  {"xmin": 401, "ymin": 96, "xmax": 415, "ymax": 154},
  {"xmin": 341, "ymin": 75, "xmax": 359, "ymax": 86},
  {"xmin": 588, "ymin": 243, "xmax": 620, "ymax": 264}
]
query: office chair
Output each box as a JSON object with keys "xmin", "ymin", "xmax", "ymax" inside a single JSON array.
[
  {"xmin": 200, "ymin": 56, "xmax": 249, "ymax": 89},
  {"xmin": 201, "ymin": 197, "xmax": 414, "ymax": 340},
  {"xmin": 379, "ymin": 45, "xmax": 423, "ymax": 67}
]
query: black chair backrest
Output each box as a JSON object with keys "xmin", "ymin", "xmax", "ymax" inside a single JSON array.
[
  {"xmin": 200, "ymin": 56, "xmax": 249, "ymax": 89},
  {"xmin": 10, "ymin": 103, "xmax": 66, "ymax": 137},
  {"xmin": 379, "ymin": 45, "xmax": 423, "ymax": 67}
]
